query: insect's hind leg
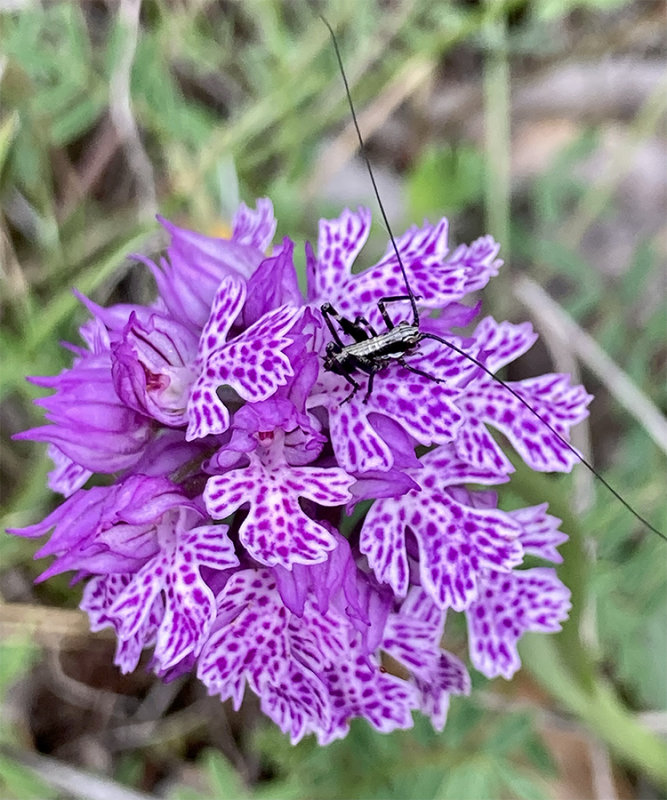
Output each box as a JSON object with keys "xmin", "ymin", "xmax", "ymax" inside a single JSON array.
[
  {"xmin": 397, "ymin": 356, "xmax": 444, "ymax": 385},
  {"xmin": 377, "ymin": 295, "xmax": 421, "ymax": 328}
]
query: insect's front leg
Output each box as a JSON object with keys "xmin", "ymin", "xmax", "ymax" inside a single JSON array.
[
  {"xmin": 377, "ymin": 295, "xmax": 421, "ymax": 328},
  {"xmin": 341, "ymin": 354, "xmax": 378, "ymax": 405},
  {"xmin": 320, "ymin": 302, "xmax": 347, "ymax": 347},
  {"xmin": 321, "ymin": 302, "xmax": 370, "ymax": 343},
  {"xmin": 362, "ymin": 370, "xmax": 376, "ymax": 404},
  {"xmin": 341, "ymin": 374, "xmax": 362, "ymax": 405}
]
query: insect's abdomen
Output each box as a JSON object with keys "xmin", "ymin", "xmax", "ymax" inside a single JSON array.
[{"xmin": 344, "ymin": 324, "xmax": 421, "ymax": 360}]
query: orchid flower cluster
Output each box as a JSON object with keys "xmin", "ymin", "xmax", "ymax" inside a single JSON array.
[{"xmin": 11, "ymin": 200, "xmax": 590, "ymax": 744}]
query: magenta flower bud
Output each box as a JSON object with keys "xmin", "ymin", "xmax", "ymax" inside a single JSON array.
[{"xmin": 16, "ymin": 355, "xmax": 154, "ymax": 473}]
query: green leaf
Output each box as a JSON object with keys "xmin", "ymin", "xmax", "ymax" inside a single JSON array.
[
  {"xmin": 620, "ymin": 240, "xmax": 656, "ymax": 305},
  {"xmin": 408, "ymin": 144, "xmax": 485, "ymax": 219},
  {"xmin": 483, "ymin": 712, "xmax": 533, "ymax": 756},
  {"xmin": 436, "ymin": 758, "xmax": 499, "ymax": 800},
  {"xmin": 536, "ymin": 0, "xmax": 628, "ymax": 21},
  {"xmin": 49, "ymin": 92, "xmax": 105, "ymax": 146},
  {"xmin": 0, "ymin": 111, "xmax": 20, "ymax": 174},
  {"xmin": 495, "ymin": 762, "xmax": 550, "ymax": 800},
  {"xmin": 203, "ymin": 750, "xmax": 250, "ymax": 798},
  {"xmin": 0, "ymin": 640, "xmax": 38, "ymax": 702},
  {"xmin": 596, "ymin": 537, "xmax": 667, "ymax": 709},
  {"xmin": 522, "ymin": 731, "xmax": 556, "ymax": 775},
  {"xmin": 0, "ymin": 754, "xmax": 58, "ymax": 800}
]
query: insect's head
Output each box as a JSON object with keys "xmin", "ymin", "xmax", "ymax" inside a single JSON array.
[
  {"xmin": 396, "ymin": 320, "xmax": 422, "ymax": 347},
  {"xmin": 323, "ymin": 340, "xmax": 344, "ymax": 374}
]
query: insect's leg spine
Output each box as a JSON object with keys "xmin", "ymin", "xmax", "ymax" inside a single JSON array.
[{"xmin": 320, "ymin": 15, "xmax": 420, "ymax": 327}]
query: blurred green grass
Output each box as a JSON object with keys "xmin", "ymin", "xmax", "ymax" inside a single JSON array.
[{"xmin": 1, "ymin": 1, "xmax": 666, "ymax": 798}]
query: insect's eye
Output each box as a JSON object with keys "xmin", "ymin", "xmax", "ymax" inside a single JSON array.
[{"xmin": 326, "ymin": 341, "xmax": 337, "ymax": 353}]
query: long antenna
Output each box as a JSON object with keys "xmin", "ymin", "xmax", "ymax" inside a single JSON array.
[
  {"xmin": 320, "ymin": 15, "xmax": 667, "ymax": 543},
  {"xmin": 320, "ymin": 15, "xmax": 420, "ymax": 327},
  {"xmin": 421, "ymin": 331, "xmax": 667, "ymax": 543}
]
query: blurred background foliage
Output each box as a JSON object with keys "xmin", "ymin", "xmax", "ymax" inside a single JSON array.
[{"xmin": 1, "ymin": 0, "xmax": 666, "ymax": 798}]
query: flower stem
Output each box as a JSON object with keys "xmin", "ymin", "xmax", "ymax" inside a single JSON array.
[
  {"xmin": 511, "ymin": 462, "xmax": 666, "ymax": 785},
  {"xmin": 483, "ymin": 0, "xmax": 511, "ymax": 295},
  {"xmin": 520, "ymin": 634, "xmax": 667, "ymax": 790}
]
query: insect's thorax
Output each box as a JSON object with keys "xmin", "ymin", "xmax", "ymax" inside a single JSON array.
[{"xmin": 322, "ymin": 316, "xmax": 423, "ymax": 381}]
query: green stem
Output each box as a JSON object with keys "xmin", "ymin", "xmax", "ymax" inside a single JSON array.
[
  {"xmin": 520, "ymin": 635, "xmax": 667, "ymax": 790},
  {"xmin": 483, "ymin": 0, "xmax": 511, "ymax": 302},
  {"xmin": 504, "ymin": 459, "xmax": 667, "ymax": 784}
]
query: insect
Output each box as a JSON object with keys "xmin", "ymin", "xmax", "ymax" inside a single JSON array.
[
  {"xmin": 319, "ymin": 16, "xmax": 450, "ymax": 407},
  {"xmin": 321, "ymin": 295, "xmax": 426, "ymax": 404},
  {"xmin": 319, "ymin": 15, "xmax": 666, "ymax": 544}
]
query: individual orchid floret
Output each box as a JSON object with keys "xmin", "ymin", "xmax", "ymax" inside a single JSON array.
[
  {"xmin": 14, "ymin": 476, "xmax": 239, "ymax": 673},
  {"xmin": 382, "ymin": 588, "xmax": 471, "ymax": 730},
  {"xmin": 145, "ymin": 199, "xmax": 276, "ymax": 331},
  {"xmin": 104, "ymin": 507, "xmax": 238, "ymax": 671},
  {"xmin": 455, "ymin": 317, "xmax": 593, "ymax": 474},
  {"xmin": 111, "ymin": 311, "xmax": 198, "ymax": 427},
  {"xmin": 446, "ymin": 493, "xmax": 571, "ymax": 680},
  {"xmin": 360, "ymin": 445, "xmax": 524, "ymax": 610},
  {"xmin": 204, "ymin": 420, "xmax": 354, "ymax": 568},
  {"xmin": 9, "ymin": 475, "xmax": 198, "ymax": 582},
  {"xmin": 305, "ymin": 208, "xmax": 499, "ymax": 325},
  {"xmin": 202, "ymin": 355, "xmax": 350, "ymax": 573},
  {"xmin": 186, "ymin": 274, "xmax": 303, "ymax": 441}
]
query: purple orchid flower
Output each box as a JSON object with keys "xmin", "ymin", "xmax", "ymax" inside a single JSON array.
[
  {"xmin": 10, "ymin": 199, "xmax": 586, "ymax": 744},
  {"xmin": 15, "ymin": 345, "xmax": 154, "ymax": 475}
]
